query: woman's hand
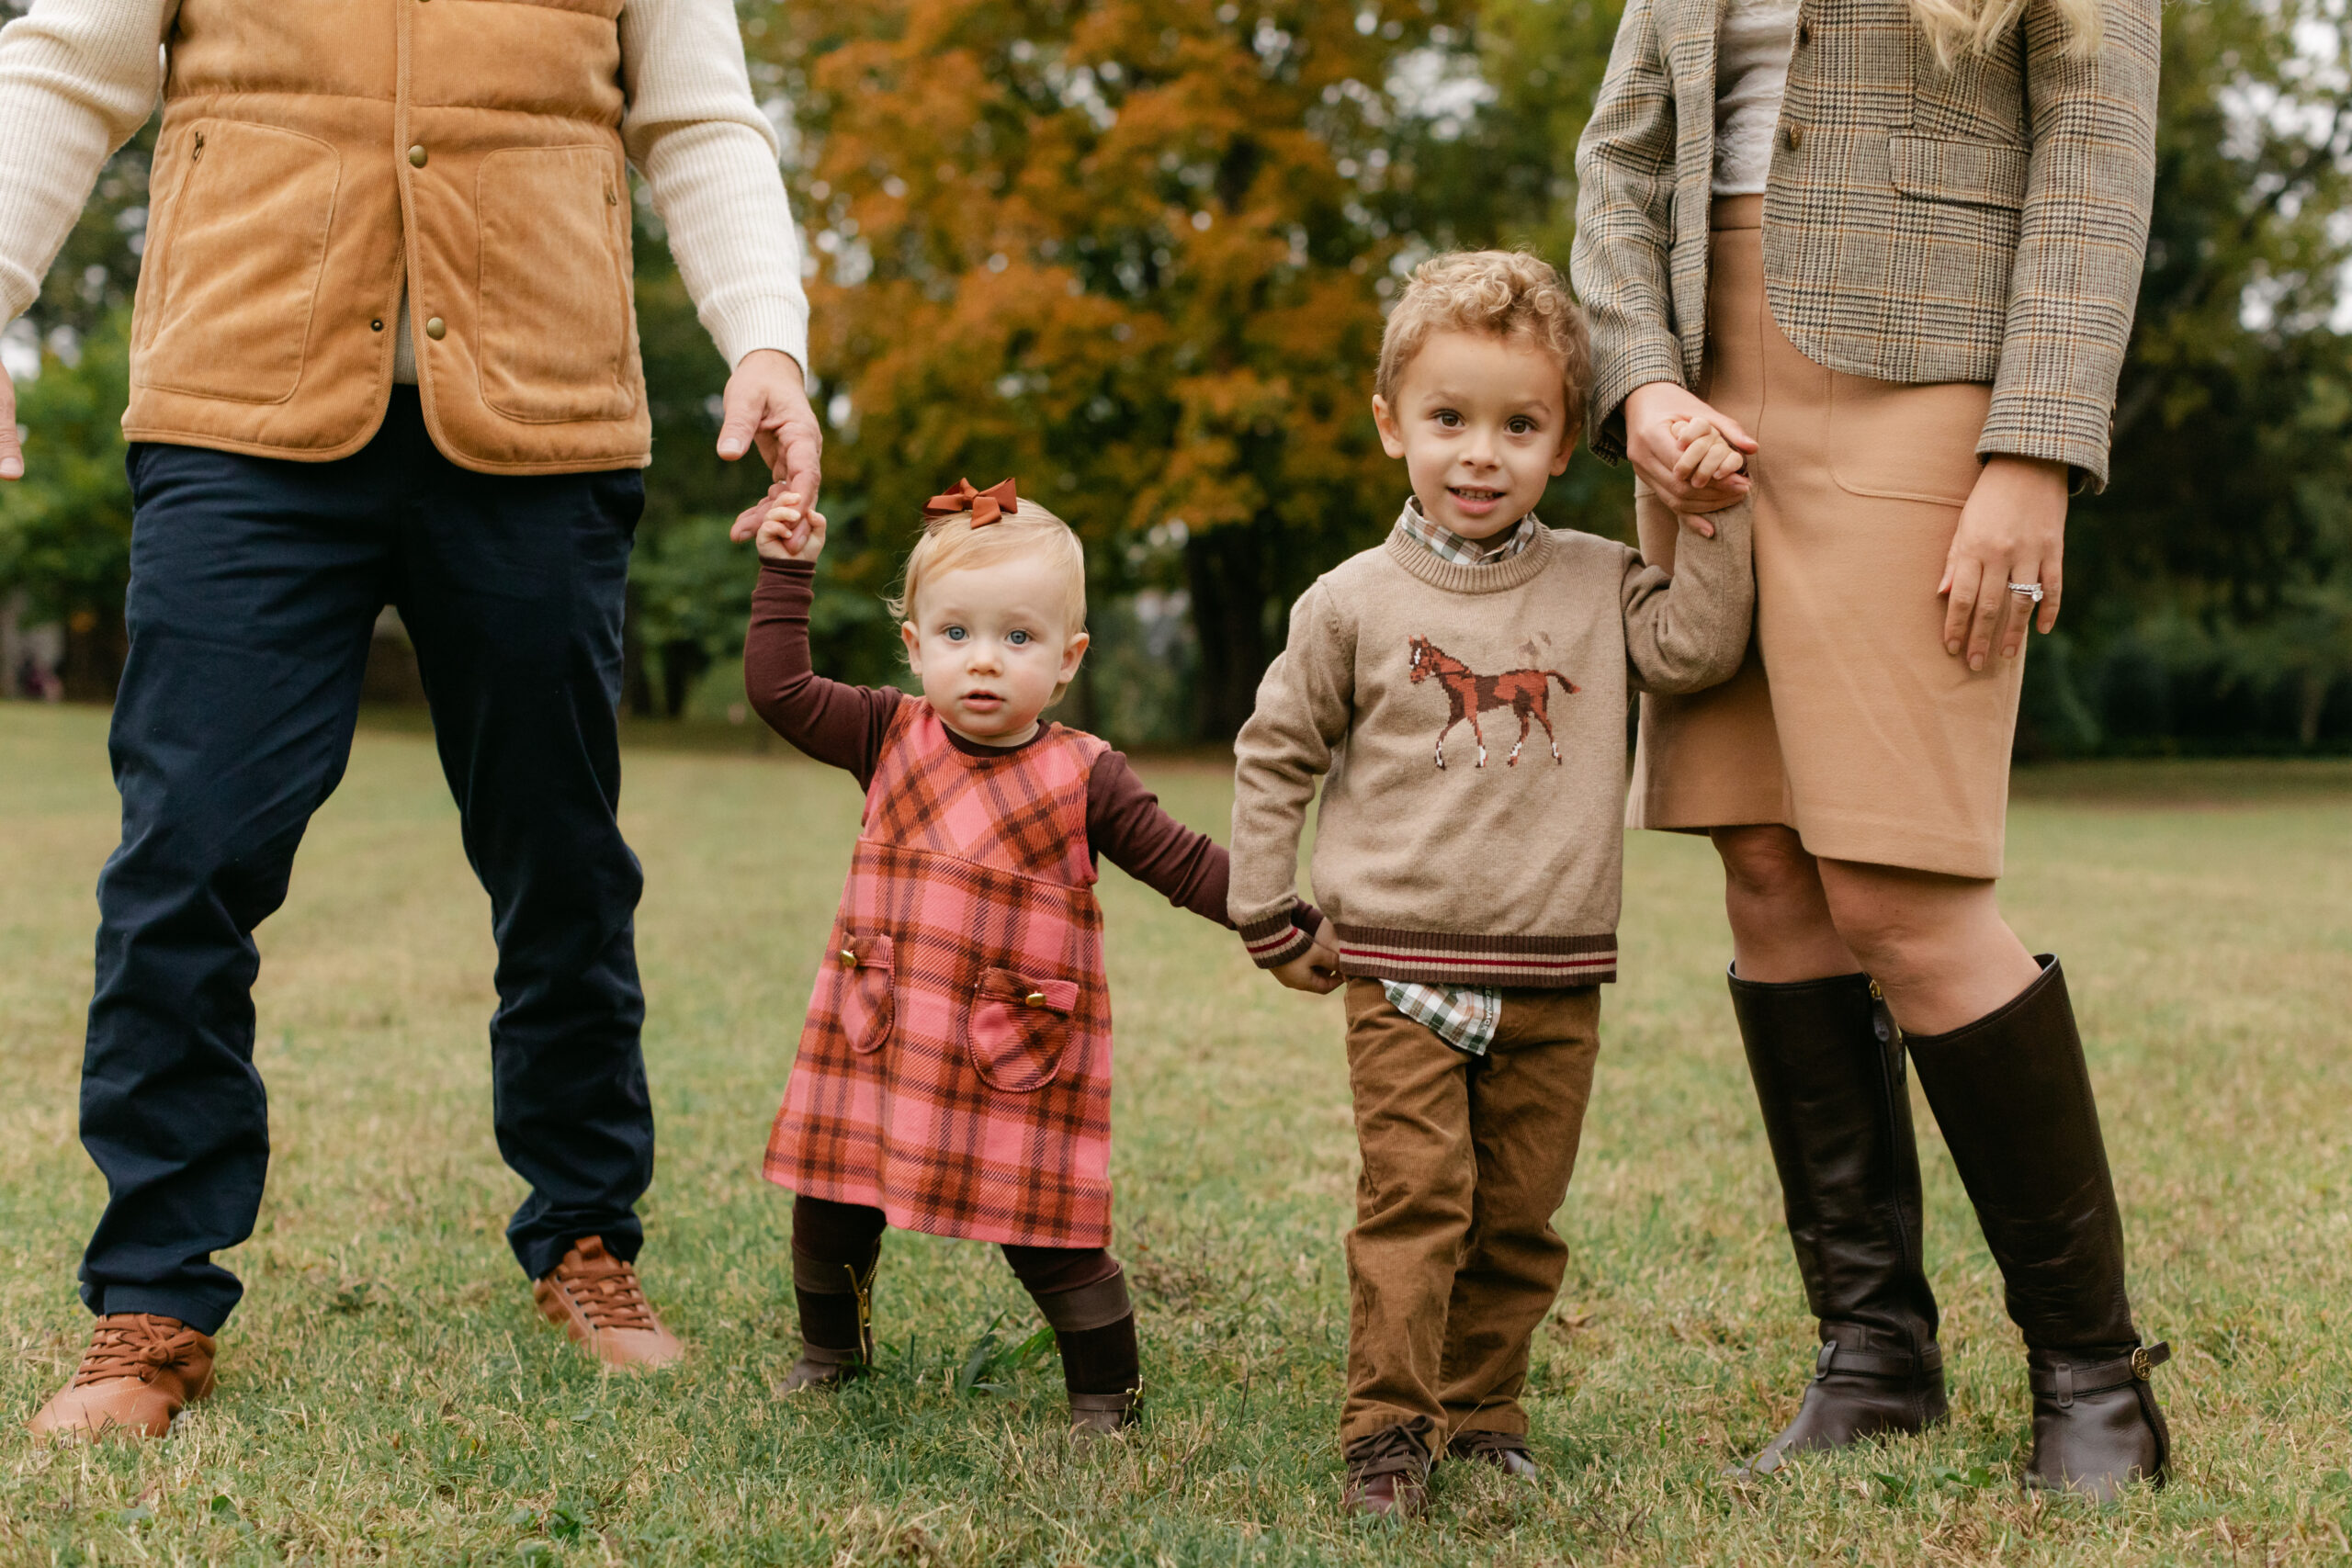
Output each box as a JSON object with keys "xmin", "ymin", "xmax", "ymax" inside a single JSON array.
[
  {"xmin": 1624, "ymin": 381, "xmax": 1756, "ymax": 532},
  {"xmin": 1939, "ymin": 456, "xmax": 2067, "ymax": 670}
]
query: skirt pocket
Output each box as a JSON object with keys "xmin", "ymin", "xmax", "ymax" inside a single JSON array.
[
  {"xmin": 966, "ymin": 966, "xmax": 1078, "ymax": 1093},
  {"xmin": 831, "ymin": 932, "xmax": 895, "ymax": 1055}
]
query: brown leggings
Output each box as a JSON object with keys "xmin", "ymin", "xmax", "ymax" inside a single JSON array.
[{"xmin": 790, "ymin": 1195, "xmax": 1136, "ymax": 1393}]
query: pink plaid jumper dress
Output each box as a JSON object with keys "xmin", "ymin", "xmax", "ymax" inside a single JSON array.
[{"xmin": 764, "ymin": 701, "xmax": 1117, "ymax": 1248}]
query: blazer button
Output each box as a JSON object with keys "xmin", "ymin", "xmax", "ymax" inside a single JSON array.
[
  {"xmin": 408, "ymin": 145, "xmax": 428, "ymax": 167},
  {"xmin": 424, "ymin": 317, "xmax": 446, "ymax": 341},
  {"xmin": 1785, "ymin": 123, "xmax": 1804, "ymax": 150},
  {"xmin": 1797, "ymin": 20, "xmax": 1811, "ymax": 45}
]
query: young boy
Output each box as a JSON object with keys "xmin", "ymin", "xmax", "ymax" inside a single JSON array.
[{"xmin": 1228, "ymin": 251, "xmax": 1754, "ymax": 1517}]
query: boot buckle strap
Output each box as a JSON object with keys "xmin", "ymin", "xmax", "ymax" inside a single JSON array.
[
  {"xmin": 2030, "ymin": 1343, "xmax": 2167, "ymax": 1404},
  {"xmin": 2132, "ymin": 1342, "xmax": 2170, "ymax": 1381},
  {"xmin": 1814, "ymin": 1341, "xmax": 1938, "ymax": 1382}
]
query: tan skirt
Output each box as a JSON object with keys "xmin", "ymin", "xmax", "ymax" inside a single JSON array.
[{"xmin": 1627, "ymin": 195, "xmax": 2025, "ymax": 880}]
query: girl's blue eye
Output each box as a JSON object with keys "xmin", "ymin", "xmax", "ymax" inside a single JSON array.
[
  {"xmin": 944, "ymin": 626, "xmax": 967, "ymax": 641},
  {"xmin": 1007, "ymin": 630, "xmax": 1031, "ymax": 646}
]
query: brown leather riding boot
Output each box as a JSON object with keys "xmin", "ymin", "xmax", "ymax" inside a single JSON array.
[
  {"xmin": 1343, "ymin": 1422, "xmax": 1434, "ymax": 1517},
  {"xmin": 28, "ymin": 1314, "xmax": 217, "ymax": 1441},
  {"xmin": 534, "ymin": 1236, "xmax": 684, "ymax": 1370},
  {"xmin": 1729, "ymin": 968, "xmax": 1946, "ymax": 1478},
  {"xmin": 1908, "ymin": 957, "xmax": 2172, "ymax": 1501},
  {"xmin": 778, "ymin": 1244, "xmax": 876, "ymax": 1393}
]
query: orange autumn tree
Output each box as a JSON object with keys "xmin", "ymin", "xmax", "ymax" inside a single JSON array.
[{"xmin": 756, "ymin": 0, "xmax": 1482, "ymax": 734}]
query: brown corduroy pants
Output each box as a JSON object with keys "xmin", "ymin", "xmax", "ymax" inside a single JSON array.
[{"xmin": 1340, "ymin": 979, "xmax": 1602, "ymax": 1451}]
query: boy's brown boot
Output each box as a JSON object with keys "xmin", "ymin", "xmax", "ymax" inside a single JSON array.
[
  {"xmin": 28, "ymin": 1314, "xmax": 217, "ymax": 1441},
  {"xmin": 1446, "ymin": 1428, "xmax": 1538, "ymax": 1478},
  {"xmin": 1343, "ymin": 1424, "xmax": 1433, "ymax": 1517},
  {"xmin": 534, "ymin": 1236, "xmax": 684, "ymax": 1370}
]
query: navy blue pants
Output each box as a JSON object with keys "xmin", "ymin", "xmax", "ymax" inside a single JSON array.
[{"xmin": 80, "ymin": 390, "xmax": 652, "ymax": 1333}]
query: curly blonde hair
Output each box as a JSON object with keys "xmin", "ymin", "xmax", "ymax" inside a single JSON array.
[{"xmin": 1376, "ymin": 251, "xmax": 1589, "ymax": 447}]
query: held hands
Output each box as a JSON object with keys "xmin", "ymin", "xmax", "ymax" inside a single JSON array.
[
  {"xmin": 748, "ymin": 482, "xmax": 825, "ymax": 563},
  {"xmin": 1624, "ymin": 381, "xmax": 1755, "ymax": 535},
  {"xmin": 1270, "ymin": 919, "xmax": 1345, "ymax": 996},
  {"xmin": 1939, "ymin": 455, "xmax": 2067, "ymax": 669},
  {"xmin": 718, "ymin": 346, "xmax": 822, "ymax": 517}
]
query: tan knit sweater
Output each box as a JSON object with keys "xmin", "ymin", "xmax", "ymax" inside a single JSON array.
[{"xmin": 1230, "ymin": 502, "xmax": 1753, "ymax": 986}]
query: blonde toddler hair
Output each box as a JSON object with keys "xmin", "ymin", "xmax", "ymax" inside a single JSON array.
[
  {"xmin": 1376, "ymin": 250, "xmax": 1589, "ymax": 448},
  {"xmin": 888, "ymin": 496, "xmax": 1090, "ymax": 700}
]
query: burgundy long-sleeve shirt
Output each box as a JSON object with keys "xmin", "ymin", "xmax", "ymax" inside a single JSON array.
[{"xmin": 745, "ymin": 560, "xmax": 1308, "ymax": 934}]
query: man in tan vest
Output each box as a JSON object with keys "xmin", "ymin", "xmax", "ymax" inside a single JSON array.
[{"xmin": 0, "ymin": 0, "xmax": 818, "ymax": 1438}]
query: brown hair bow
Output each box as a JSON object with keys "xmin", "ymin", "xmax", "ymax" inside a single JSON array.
[{"xmin": 922, "ymin": 477, "xmax": 1018, "ymax": 528}]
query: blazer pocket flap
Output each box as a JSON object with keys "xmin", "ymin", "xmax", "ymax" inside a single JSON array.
[
  {"xmin": 1888, "ymin": 134, "xmax": 2028, "ymax": 211},
  {"xmin": 978, "ymin": 967, "xmax": 1078, "ymax": 1018}
]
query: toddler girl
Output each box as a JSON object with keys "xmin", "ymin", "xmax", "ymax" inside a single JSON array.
[{"xmin": 741, "ymin": 477, "xmax": 1329, "ymax": 1433}]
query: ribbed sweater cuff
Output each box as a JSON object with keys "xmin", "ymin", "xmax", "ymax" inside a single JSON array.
[
  {"xmin": 709, "ymin": 293, "xmax": 811, "ymax": 374},
  {"xmin": 1238, "ymin": 910, "xmax": 1314, "ymax": 969}
]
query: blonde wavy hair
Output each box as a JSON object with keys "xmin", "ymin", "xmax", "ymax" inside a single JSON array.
[
  {"xmin": 1376, "ymin": 250, "xmax": 1589, "ymax": 448},
  {"xmin": 1913, "ymin": 0, "xmax": 2102, "ymax": 64}
]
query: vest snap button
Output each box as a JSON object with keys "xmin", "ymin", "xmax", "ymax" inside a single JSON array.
[
  {"xmin": 408, "ymin": 145, "xmax": 428, "ymax": 168},
  {"xmin": 369, "ymin": 319, "xmax": 383, "ymax": 332},
  {"xmin": 424, "ymin": 317, "xmax": 446, "ymax": 341}
]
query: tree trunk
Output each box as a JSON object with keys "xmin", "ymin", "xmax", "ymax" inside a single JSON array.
[{"xmin": 1185, "ymin": 521, "xmax": 1272, "ymax": 740}]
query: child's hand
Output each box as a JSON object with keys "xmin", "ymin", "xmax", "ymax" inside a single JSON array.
[
  {"xmin": 1666, "ymin": 415, "xmax": 1747, "ymax": 537},
  {"xmin": 1271, "ymin": 919, "xmax": 1344, "ymax": 995},
  {"xmin": 749, "ymin": 484, "xmax": 826, "ymax": 562}
]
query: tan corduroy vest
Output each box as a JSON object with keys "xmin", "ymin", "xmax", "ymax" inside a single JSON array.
[{"xmin": 124, "ymin": 0, "xmax": 650, "ymax": 474}]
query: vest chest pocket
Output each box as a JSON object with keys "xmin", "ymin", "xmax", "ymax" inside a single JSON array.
[
  {"xmin": 476, "ymin": 145, "xmax": 636, "ymax": 423},
  {"xmin": 135, "ymin": 119, "xmax": 340, "ymax": 404},
  {"xmin": 831, "ymin": 933, "xmax": 894, "ymax": 1055},
  {"xmin": 967, "ymin": 968, "xmax": 1080, "ymax": 1093}
]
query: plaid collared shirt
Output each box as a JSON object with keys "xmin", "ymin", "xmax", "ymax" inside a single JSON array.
[{"xmin": 1377, "ymin": 502, "xmax": 1538, "ymax": 1055}]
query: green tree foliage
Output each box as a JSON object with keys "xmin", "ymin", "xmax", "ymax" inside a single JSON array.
[{"xmin": 0, "ymin": 310, "xmax": 131, "ymax": 628}]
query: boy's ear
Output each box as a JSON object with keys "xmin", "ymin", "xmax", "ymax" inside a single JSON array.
[
  {"xmin": 1548, "ymin": 433, "xmax": 1574, "ymax": 477},
  {"xmin": 1372, "ymin": 395, "xmax": 1408, "ymax": 460}
]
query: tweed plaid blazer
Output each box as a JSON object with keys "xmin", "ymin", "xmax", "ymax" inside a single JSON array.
[{"xmin": 1571, "ymin": 0, "xmax": 2159, "ymax": 490}]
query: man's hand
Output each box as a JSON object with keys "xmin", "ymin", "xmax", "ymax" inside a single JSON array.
[
  {"xmin": 717, "ymin": 347, "xmax": 820, "ymax": 508},
  {"xmin": 1625, "ymin": 381, "xmax": 1755, "ymax": 532},
  {"xmin": 2, "ymin": 366, "xmax": 22, "ymax": 480},
  {"xmin": 1939, "ymin": 455, "xmax": 2067, "ymax": 671},
  {"xmin": 1270, "ymin": 919, "xmax": 1344, "ymax": 995},
  {"xmin": 751, "ymin": 482, "xmax": 824, "ymax": 563}
]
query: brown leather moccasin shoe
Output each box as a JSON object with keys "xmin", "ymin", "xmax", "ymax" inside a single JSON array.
[
  {"xmin": 1446, "ymin": 1427, "xmax": 1539, "ymax": 1479},
  {"xmin": 28, "ymin": 1314, "xmax": 217, "ymax": 1442},
  {"xmin": 534, "ymin": 1237, "xmax": 684, "ymax": 1371},
  {"xmin": 1343, "ymin": 1424, "xmax": 1432, "ymax": 1518}
]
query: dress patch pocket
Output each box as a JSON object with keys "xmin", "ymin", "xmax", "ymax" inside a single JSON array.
[
  {"xmin": 831, "ymin": 932, "xmax": 894, "ymax": 1055},
  {"xmin": 967, "ymin": 967, "xmax": 1079, "ymax": 1092}
]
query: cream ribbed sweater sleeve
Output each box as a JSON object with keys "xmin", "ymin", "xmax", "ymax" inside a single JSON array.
[
  {"xmin": 619, "ymin": 0, "xmax": 808, "ymax": 372},
  {"xmin": 0, "ymin": 0, "xmax": 807, "ymax": 374},
  {"xmin": 0, "ymin": 0, "xmax": 172, "ymax": 324}
]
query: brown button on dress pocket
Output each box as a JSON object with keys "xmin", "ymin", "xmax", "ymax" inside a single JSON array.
[
  {"xmin": 408, "ymin": 145, "xmax": 427, "ymax": 168},
  {"xmin": 1024, "ymin": 991, "xmax": 1047, "ymax": 1008},
  {"xmin": 424, "ymin": 317, "xmax": 446, "ymax": 341}
]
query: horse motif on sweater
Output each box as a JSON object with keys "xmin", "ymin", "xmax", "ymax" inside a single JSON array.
[{"xmin": 1406, "ymin": 636, "xmax": 1579, "ymax": 770}]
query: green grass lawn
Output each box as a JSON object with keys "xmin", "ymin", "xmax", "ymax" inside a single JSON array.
[{"xmin": 3, "ymin": 703, "xmax": 2349, "ymax": 1565}]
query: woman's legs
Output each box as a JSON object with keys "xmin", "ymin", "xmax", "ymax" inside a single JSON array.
[
  {"xmin": 1713, "ymin": 827, "xmax": 1947, "ymax": 1475},
  {"xmin": 1717, "ymin": 834, "xmax": 2169, "ymax": 1495}
]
